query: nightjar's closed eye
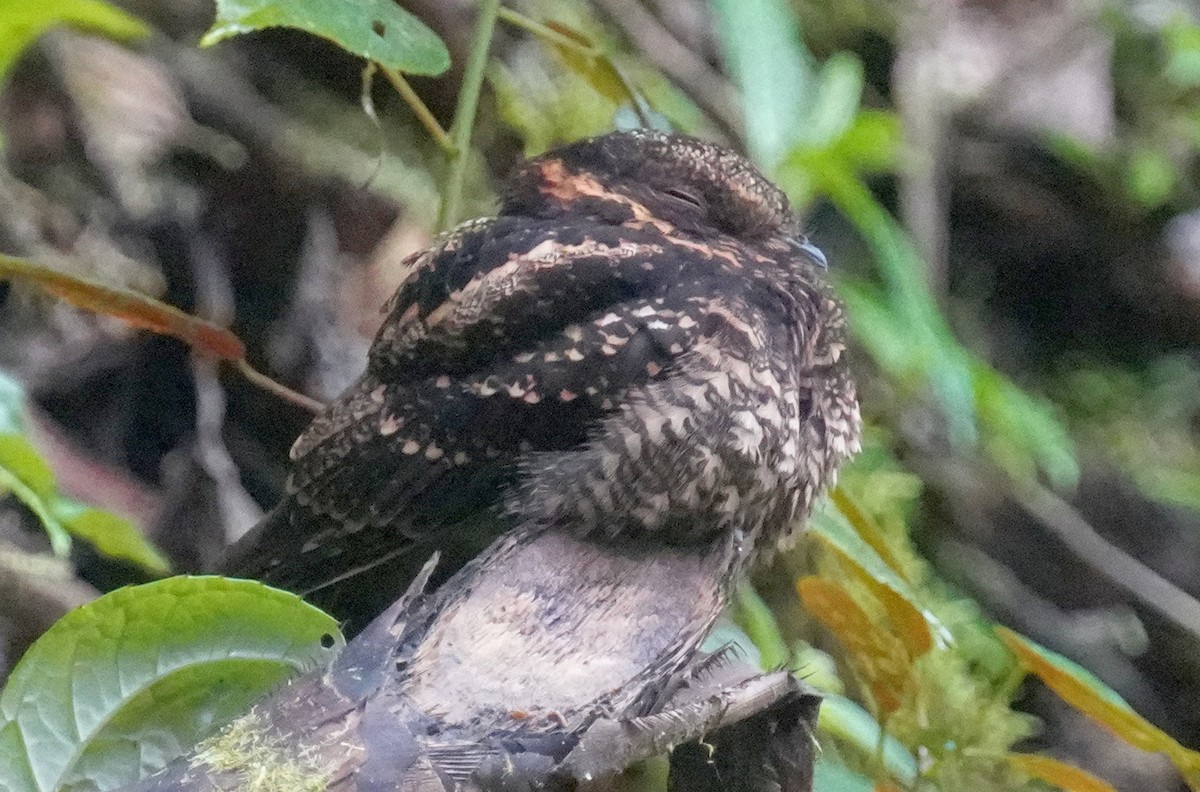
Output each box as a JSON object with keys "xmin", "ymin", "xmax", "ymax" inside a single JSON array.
[{"xmin": 663, "ymin": 187, "xmax": 706, "ymax": 211}]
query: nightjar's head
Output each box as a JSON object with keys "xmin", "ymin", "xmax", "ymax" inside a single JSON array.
[{"xmin": 502, "ymin": 130, "xmax": 821, "ymax": 259}]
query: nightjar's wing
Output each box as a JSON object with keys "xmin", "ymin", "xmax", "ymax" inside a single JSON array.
[{"xmin": 221, "ymin": 216, "xmax": 723, "ymax": 616}]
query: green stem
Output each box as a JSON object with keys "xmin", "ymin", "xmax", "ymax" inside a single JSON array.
[
  {"xmin": 382, "ymin": 68, "xmax": 455, "ymax": 152},
  {"xmin": 496, "ymin": 7, "xmax": 595, "ymax": 56},
  {"xmin": 437, "ymin": 0, "xmax": 502, "ymax": 232}
]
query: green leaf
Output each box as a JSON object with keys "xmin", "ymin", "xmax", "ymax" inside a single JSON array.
[
  {"xmin": 818, "ymin": 694, "xmax": 919, "ymax": 785},
  {"xmin": 0, "ymin": 434, "xmax": 55, "ymax": 499},
  {"xmin": 973, "ymin": 363, "xmax": 1079, "ymax": 488},
  {"xmin": 53, "ymin": 499, "xmax": 170, "ymax": 574},
  {"xmin": 731, "ymin": 581, "xmax": 789, "ymax": 669},
  {"xmin": 0, "ymin": 370, "xmax": 26, "ymax": 434},
  {"xmin": 809, "ymin": 498, "xmax": 939, "ymax": 657},
  {"xmin": 0, "ymin": 0, "xmax": 147, "ymax": 84},
  {"xmin": 710, "ymin": 0, "xmax": 811, "ymax": 166},
  {"xmin": 0, "ymin": 433, "xmax": 71, "ymax": 556},
  {"xmin": 201, "ymin": 0, "xmax": 450, "ymax": 76},
  {"xmin": 538, "ymin": 20, "xmax": 637, "ymax": 109},
  {"xmin": 836, "ymin": 281, "xmax": 920, "ymax": 372},
  {"xmin": 1164, "ymin": 18, "xmax": 1200, "ymax": 88},
  {"xmin": 1125, "ymin": 145, "xmax": 1177, "ymax": 208},
  {"xmin": 0, "ymin": 577, "xmax": 343, "ymax": 792},
  {"xmin": 809, "ymin": 167, "xmax": 980, "ymax": 447},
  {"xmin": 812, "ymin": 758, "xmax": 875, "ymax": 792},
  {"xmin": 810, "ymin": 500, "xmax": 913, "ymax": 600},
  {"xmin": 829, "ymin": 110, "xmax": 902, "ymax": 174},
  {"xmin": 785, "ymin": 109, "xmax": 900, "ymax": 210},
  {"xmin": 0, "ymin": 374, "xmax": 51, "ymax": 501},
  {"xmin": 0, "ymin": 370, "xmax": 174, "ymax": 567},
  {"xmin": 802, "ymin": 52, "xmax": 864, "ymax": 147}
]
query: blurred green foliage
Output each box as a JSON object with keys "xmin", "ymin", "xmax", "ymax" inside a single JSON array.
[
  {"xmin": 0, "ymin": 0, "xmax": 145, "ymax": 85},
  {"xmin": 1054, "ymin": 356, "xmax": 1200, "ymax": 513},
  {"xmin": 0, "ymin": 370, "xmax": 168, "ymax": 573},
  {"xmin": 1052, "ymin": 11, "xmax": 1200, "ymax": 212}
]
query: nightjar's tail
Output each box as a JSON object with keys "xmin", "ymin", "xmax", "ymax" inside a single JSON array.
[{"xmin": 219, "ymin": 499, "xmax": 493, "ymax": 633}]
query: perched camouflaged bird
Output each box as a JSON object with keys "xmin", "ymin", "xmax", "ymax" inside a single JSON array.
[{"xmin": 222, "ymin": 129, "xmax": 861, "ymax": 625}]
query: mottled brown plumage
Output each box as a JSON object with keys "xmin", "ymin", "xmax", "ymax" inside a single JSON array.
[{"xmin": 222, "ymin": 130, "xmax": 861, "ymax": 625}]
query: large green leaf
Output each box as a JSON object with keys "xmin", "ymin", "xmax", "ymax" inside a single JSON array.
[
  {"xmin": 202, "ymin": 0, "xmax": 450, "ymax": 76},
  {"xmin": 0, "ymin": 0, "xmax": 147, "ymax": 84},
  {"xmin": 0, "ymin": 577, "xmax": 344, "ymax": 792}
]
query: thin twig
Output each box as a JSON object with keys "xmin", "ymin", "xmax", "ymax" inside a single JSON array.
[
  {"xmin": 233, "ymin": 358, "xmax": 324, "ymax": 414},
  {"xmin": 193, "ymin": 358, "xmax": 266, "ymax": 543},
  {"xmin": 913, "ymin": 451, "xmax": 1200, "ymax": 646},
  {"xmin": 892, "ymin": 0, "xmax": 950, "ymax": 296},
  {"xmin": 437, "ymin": 0, "xmax": 502, "ymax": 232},
  {"xmin": 938, "ymin": 539, "xmax": 1158, "ymax": 704},
  {"xmin": 381, "ymin": 68, "xmax": 455, "ymax": 152},
  {"xmin": 1013, "ymin": 481, "xmax": 1200, "ymax": 644}
]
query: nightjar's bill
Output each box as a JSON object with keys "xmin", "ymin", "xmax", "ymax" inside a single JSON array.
[{"xmin": 221, "ymin": 129, "xmax": 861, "ymax": 625}]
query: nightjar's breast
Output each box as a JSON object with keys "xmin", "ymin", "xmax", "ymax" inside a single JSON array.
[{"xmin": 511, "ymin": 242, "xmax": 861, "ymax": 555}]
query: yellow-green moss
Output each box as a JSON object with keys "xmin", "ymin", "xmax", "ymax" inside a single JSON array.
[{"xmin": 189, "ymin": 711, "xmax": 332, "ymax": 792}]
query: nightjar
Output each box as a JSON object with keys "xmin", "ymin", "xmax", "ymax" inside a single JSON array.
[{"xmin": 222, "ymin": 129, "xmax": 861, "ymax": 625}]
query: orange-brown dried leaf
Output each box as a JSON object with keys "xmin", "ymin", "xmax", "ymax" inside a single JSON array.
[
  {"xmin": 819, "ymin": 539, "xmax": 933, "ymax": 657},
  {"xmin": 999, "ymin": 627, "xmax": 1200, "ymax": 788},
  {"xmin": 798, "ymin": 576, "xmax": 913, "ymax": 714},
  {"xmin": 1008, "ymin": 753, "xmax": 1118, "ymax": 792},
  {"xmin": 830, "ymin": 487, "xmax": 908, "ymax": 580},
  {"xmin": 0, "ymin": 254, "xmax": 245, "ymax": 360},
  {"xmin": 815, "ymin": 495, "xmax": 933, "ymax": 657},
  {"xmin": 870, "ymin": 575, "xmax": 933, "ymax": 657}
]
